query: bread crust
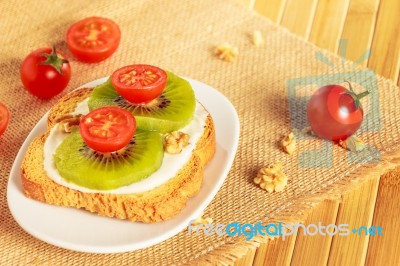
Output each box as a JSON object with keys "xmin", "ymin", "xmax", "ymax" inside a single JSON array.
[{"xmin": 22, "ymin": 88, "xmax": 216, "ymax": 223}]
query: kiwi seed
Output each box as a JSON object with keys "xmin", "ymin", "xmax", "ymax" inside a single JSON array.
[
  {"xmin": 114, "ymin": 95, "xmax": 171, "ymax": 113},
  {"xmin": 78, "ymin": 139, "xmax": 136, "ymax": 161}
]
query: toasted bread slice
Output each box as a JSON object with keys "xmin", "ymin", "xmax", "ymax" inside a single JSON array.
[{"xmin": 22, "ymin": 89, "xmax": 216, "ymax": 223}]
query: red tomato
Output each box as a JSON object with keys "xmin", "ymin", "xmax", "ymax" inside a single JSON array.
[
  {"xmin": 66, "ymin": 17, "xmax": 121, "ymax": 63},
  {"xmin": 0, "ymin": 102, "xmax": 10, "ymax": 137},
  {"xmin": 307, "ymin": 83, "xmax": 369, "ymax": 141},
  {"xmin": 20, "ymin": 47, "xmax": 71, "ymax": 99},
  {"xmin": 80, "ymin": 106, "xmax": 136, "ymax": 153},
  {"xmin": 111, "ymin": 64, "xmax": 167, "ymax": 104}
]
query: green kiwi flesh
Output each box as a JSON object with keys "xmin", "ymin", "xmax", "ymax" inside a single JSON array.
[
  {"xmin": 54, "ymin": 129, "xmax": 163, "ymax": 190},
  {"xmin": 88, "ymin": 72, "xmax": 196, "ymax": 133}
]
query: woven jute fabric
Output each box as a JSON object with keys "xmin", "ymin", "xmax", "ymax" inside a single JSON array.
[{"xmin": 1, "ymin": 0, "xmax": 400, "ymax": 265}]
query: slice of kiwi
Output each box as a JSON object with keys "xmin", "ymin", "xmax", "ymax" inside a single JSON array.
[
  {"xmin": 88, "ymin": 71, "xmax": 195, "ymax": 133},
  {"xmin": 54, "ymin": 129, "xmax": 163, "ymax": 190}
]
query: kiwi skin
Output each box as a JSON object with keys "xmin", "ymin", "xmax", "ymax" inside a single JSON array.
[
  {"xmin": 54, "ymin": 129, "xmax": 164, "ymax": 190},
  {"xmin": 88, "ymin": 71, "xmax": 196, "ymax": 133}
]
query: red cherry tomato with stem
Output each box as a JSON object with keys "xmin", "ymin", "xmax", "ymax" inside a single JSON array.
[
  {"xmin": 111, "ymin": 64, "xmax": 167, "ymax": 104},
  {"xmin": 20, "ymin": 47, "xmax": 71, "ymax": 99},
  {"xmin": 66, "ymin": 17, "xmax": 121, "ymax": 63},
  {"xmin": 0, "ymin": 102, "xmax": 10, "ymax": 137},
  {"xmin": 80, "ymin": 106, "xmax": 136, "ymax": 153},
  {"xmin": 307, "ymin": 82, "xmax": 369, "ymax": 141}
]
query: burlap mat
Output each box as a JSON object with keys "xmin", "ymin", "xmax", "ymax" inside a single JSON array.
[{"xmin": 1, "ymin": 0, "xmax": 400, "ymax": 265}]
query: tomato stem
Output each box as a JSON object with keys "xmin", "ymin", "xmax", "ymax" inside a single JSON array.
[
  {"xmin": 343, "ymin": 80, "xmax": 369, "ymax": 110},
  {"xmin": 345, "ymin": 80, "xmax": 369, "ymax": 98},
  {"xmin": 38, "ymin": 46, "xmax": 69, "ymax": 74},
  {"xmin": 356, "ymin": 90, "xmax": 370, "ymax": 99}
]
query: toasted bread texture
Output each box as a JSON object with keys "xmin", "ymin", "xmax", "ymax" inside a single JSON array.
[
  {"xmin": 22, "ymin": 88, "xmax": 216, "ymax": 223},
  {"xmin": 47, "ymin": 88, "xmax": 92, "ymax": 128}
]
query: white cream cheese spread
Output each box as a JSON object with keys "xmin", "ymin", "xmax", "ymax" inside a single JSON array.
[
  {"xmin": 43, "ymin": 101, "xmax": 208, "ymax": 194},
  {"xmin": 70, "ymin": 98, "xmax": 90, "ymax": 115}
]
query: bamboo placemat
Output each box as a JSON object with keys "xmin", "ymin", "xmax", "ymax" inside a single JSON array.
[{"xmin": 1, "ymin": 0, "xmax": 400, "ymax": 265}]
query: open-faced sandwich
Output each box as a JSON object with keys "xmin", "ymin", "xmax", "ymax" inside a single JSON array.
[{"xmin": 21, "ymin": 64, "xmax": 216, "ymax": 223}]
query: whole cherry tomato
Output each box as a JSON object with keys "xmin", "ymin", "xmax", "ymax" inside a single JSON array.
[
  {"xmin": 66, "ymin": 17, "xmax": 121, "ymax": 63},
  {"xmin": 111, "ymin": 64, "xmax": 167, "ymax": 104},
  {"xmin": 307, "ymin": 82, "xmax": 369, "ymax": 141},
  {"xmin": 0, "ymin": 102, "xmax": 10, "ymax": 137},
  {"xmin": 80, "ymin": 106, "xmax": 136, "ymax": 153},
  {"xmin": 20, "ymin": 47, "xmax": 71, "ymax": 99}
]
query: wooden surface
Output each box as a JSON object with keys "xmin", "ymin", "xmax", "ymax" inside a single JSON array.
[{"xmin": 237, "ymin": 0, "xmax": 400, "ymax": 265}]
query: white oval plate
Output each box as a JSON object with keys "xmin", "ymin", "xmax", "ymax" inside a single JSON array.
[{"xmin": 7, "ymin": 77, "xmax": 240, "ymax": 254}]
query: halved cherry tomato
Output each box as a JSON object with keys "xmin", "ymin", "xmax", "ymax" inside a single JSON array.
[
  {"xmin": 20, "ymin": 47, "xmax": 71, "ymax": 99},
  {"xmin": 111, "ymin": 64, "xmax": 167, "ymax": 104},
  {"xmin": 66, "ymin": 17, "xmax": 121, "ymax": 63},
  {"xmin": 307, "ymin": 82, "xmax": 369, "ymax": 141},
  {"xmin": 80, "ymin": 106, "xmax": 136, "ymax": 152},
  {"xmin": 0, "ymin": 102, "xmax": 10, "ymax": 137}
]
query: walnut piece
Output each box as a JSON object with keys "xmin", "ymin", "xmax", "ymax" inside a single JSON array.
[
  {"xmin": 254, "ymin": 162, "xmax": 288, "ymax": 192},
  {"xmin": 190, "ymin": 212, "xmax": 213, "ymax": 226},
  {"xmin": 280, "ymin": 132, "xmax": 296, "ymax": 155},
  {"xmin": 214, "ymin": 43, "xmax": 239, "ymax": 62},
  {"xmin": 250, "ymin": 30, "xmax": 264, "ymax": 47},
  {"xmin": 56, "ymin": 114, "xmax": 83, "ymax": 133},
  {"xmin": 339, "ymin": 135, "xmax": 366, "ymax": 152},
  {"xmin": 164, "ymin": 131, "xmax": 189, "ymax": 154}
]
